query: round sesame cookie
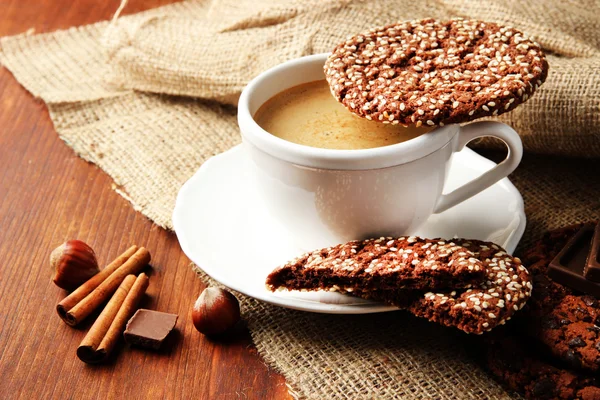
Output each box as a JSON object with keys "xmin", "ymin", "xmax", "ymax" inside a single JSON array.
[{"xmin": 324, "ymin": 18, "xmax": 549, "ymax": 127}]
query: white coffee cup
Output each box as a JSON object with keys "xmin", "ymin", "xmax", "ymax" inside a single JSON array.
[{"xmin": 238, "ymin": 53, "xmax": 522, "ymax": 250}]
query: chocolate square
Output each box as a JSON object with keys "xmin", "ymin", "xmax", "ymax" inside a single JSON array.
[
  {"xmin": 548, "ymin": 223, "xmax": 600, "ymax": 296},
  {"xmin": 124, "ymin": 309, "xmax": 178, "ymax": 350},
  {"xmin": 584, "ymin": 223, "xmax": 600, "ymax": 282}
]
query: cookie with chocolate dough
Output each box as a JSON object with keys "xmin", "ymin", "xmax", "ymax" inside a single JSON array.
[
  {"xmin": 324, "ymin": 18, "xmax": 549, "ymax": 127},
  {"xmin": 267, "ymin": 237, "xmax": 532, "ymax": 335},
  {"xmin": 485, "ymin": 331, "xmax": 600, "ymax": 400},
  {"xmin": 266, "ymin": 236, "xmax": 485, "ymax": 298},
  {"xmin": 521, "ymin": 223, "xmax": 600, "ymax": 373},
  {"xmin": 350, "ymin": 239, "xmax": 532, "ymax": 335},
  {"xmin": 533, "ymin": 295, "xmax": 600, "ymax": 372}
]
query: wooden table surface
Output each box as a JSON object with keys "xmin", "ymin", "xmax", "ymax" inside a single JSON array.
[{"xmin": 0, "ymin": 1, "xmax": 289, "ymax": 398}]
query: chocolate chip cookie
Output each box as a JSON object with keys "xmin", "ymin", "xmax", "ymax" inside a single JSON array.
[
  {"xmin": 522, "ymin": 223, "xmax": 600, "ymax": 372},
  {"xmin": 486, "ymin": 331, "xmax": 600, "ymax": 399}
]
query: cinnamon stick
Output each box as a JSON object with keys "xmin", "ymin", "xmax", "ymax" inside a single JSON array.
[
  {"xmin": 57, "ymin": 245, "xmax": 138, "ymax": 321},
  {"xmin": 77, "ymin": 273, "xmax": 149, "ymax": 364},
  {"xmin": 58, "ymin": 246, "xmax": 150, "ymax": 326}
]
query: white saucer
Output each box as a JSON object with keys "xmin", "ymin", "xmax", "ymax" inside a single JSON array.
[{"xmin": 173, "ymin": 145, "xmax": 525, "ymax": 314}]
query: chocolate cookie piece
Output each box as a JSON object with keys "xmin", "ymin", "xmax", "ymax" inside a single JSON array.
[
  {"xmin": 522, "ymin": 223, "xmax": 600, "ymax": 373},
  {"xmin": 534, "ymin": 295, "xmax": 600, "ymax": 372},
  {"xmin": 324, "ymin": 19, "xmax": 549, "ymax": 127},
  {"xmin": 337, "ymin": 240, "xmax": 531, "ymax": 334},
  {"xmin": 485, "ymin": 332, "xmax": 600, "ymax": 400},
  {"xmin": 266, "ymin": 236, "xmax": 485, "ymax": 296},
  {"xmin": 268, "ymin": 238, "xmax": 531, "ymax": 335},
  {"xmin": 404, "ymin": 240, "xmax": 531, "ymax": 335}
]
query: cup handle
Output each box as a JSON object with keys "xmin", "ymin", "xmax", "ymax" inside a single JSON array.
[{"xmin": 433, "ymin": 121, "xmax": 523, "ymax": 214}]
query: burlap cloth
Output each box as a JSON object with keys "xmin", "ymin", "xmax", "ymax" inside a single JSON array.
[{"xmin": 2, "ymin": 0, "xmax": 600, "ymax": 398}]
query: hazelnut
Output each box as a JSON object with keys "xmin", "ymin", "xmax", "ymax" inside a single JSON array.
[
  {"xmin": 50, "ymin": 240, "xmax": 100, "ymax": 291},
  {"xmin": 192, "ymin": 287, "xmax": 240, "ymax": 336}
]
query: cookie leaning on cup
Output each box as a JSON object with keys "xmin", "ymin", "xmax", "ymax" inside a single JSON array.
[{"xmin": 324, "ymin": 18, "xmax": 549, "ymax": 127}]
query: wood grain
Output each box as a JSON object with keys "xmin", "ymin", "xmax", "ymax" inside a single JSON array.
[{"xmin": 0, "ymin": 1, "xmax": 289, "ymax": 398}]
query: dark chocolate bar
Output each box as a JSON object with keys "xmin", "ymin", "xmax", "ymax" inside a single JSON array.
[
  {"xmin": 585, "ymin": 223, "xmax": 600, "ymax": 282},
  {"xmin": 548, "ymin": 223, "xmax": 600, "ymax": 296},
  {"xmin": 124, "ymin": 309, "xmax": 178, "ymax": 350}
]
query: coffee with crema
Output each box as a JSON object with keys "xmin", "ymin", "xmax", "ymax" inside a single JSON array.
[{"xmin": 254, "ymin": 80, "xmax": 430, "ymax": 150}]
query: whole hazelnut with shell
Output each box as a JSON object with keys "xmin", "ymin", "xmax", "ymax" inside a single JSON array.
[
  {"xmin": 50, "ymin": 240, "xmax": 100, "ymax": 291},
  {"xmin": 192, "ymin": 287, "xmax": 240, "ymax": 336}
]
